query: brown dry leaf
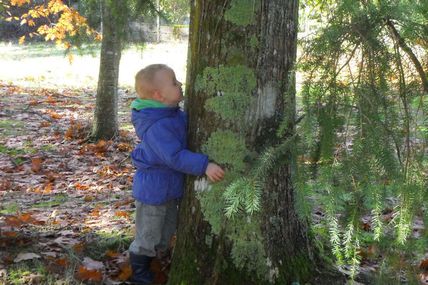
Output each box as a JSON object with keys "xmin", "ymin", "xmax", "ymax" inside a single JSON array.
[
  {"xmin": 5, "ymin": 216, "xmax": 23, "ymax": 227},
  {"xmin": 55, "ymin": 258, "xmax": 69, "ymax": 267},
  {"xmin": 31, "ymin": 157, "xmax": 43, "ymax": 173},
  {"xmin": 18, "ymin": 213, "xmax": 33, "ymax": 223},
  {"xmin": 117, "ymin": 142, "xmax": 132, "ymax": 152},
  {"xmin": 43, "ymin": 183, "xmax": 53, "ymax": 194},
  {"xmin": 74, "ymin": 183, "xmax": 90, "ymax": 191},
  {"xmin": 45, "ymin": 172, "xmax": 57, "ymax": 182},
  {"xmin": 420, "ymin": 259, "xmax": 428, "ymax": 271},
  {"xmin": 117, "ymin": 264, "xmax": 132, "ymax": 281},
  {"xmin": 2, "ymin": 231, "xmax": 18, "ymax": 238},
  {"xmin": 114, "ymin": 211, "xmax": 129, "ymax": 219},
  {"xmin": 46, "ymin": 110, "xmax": 63, "ymax": 120},
  {"xmin": 76, "ymin": 266, "xmax": 103, "ymax": 282},
  {"xmin": 39, "ymin": 121, "xmax": 51, "ymax": 128},
  {"xmin": 29, "ymin": 100, "xmax": 39, "ymax": 106},
  {"xmin": 73, "ymin": 242, "xmax": 85, "ymax": 253},
  {"xmin": 84, "ymin": 195, "xmax": 94, "ymax": 202},
  {"xmin": 45, "ymin": 95, "xmax": 57, "ymax": 104}
]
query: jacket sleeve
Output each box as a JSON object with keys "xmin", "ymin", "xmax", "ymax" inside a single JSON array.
[{"xmin": 143, "ymin": 120, "xmax": 209, "ymax": 176}]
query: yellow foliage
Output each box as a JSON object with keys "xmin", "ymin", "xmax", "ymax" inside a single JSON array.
[{"xmin": 8, "ymin": 0, "xmax": 101, "ymax": 49}]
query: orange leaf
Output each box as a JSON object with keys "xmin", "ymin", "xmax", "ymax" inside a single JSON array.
[
  {"xmin": 19, "ymin": 213, "xmax": 33, "ymax": 223},
  {"xmin": 105, "ymin": 250, "xmax": 120, "ymax": 258},
  {"xmin": 76, "ymin": 266, "xmax": 103, "ymax": 282},
  {"xmin": 74, "ymin": 183, "xmax": 89, "ymax": 191},
  {"xmin": 117, "ymin": 142, "xmax": 132, "ymax": 152},
  {"xmin": 114, "ymin": 211, "xmax": 129, "ymax": 219},
  {"xmin": 117, "ymin": 264, "xmax": 132, "ymax": 281},
  {"xmin": 48, "ymin": 111, "xmax": 62, "ymax": 120},
  {"xmin": 55, "ymin": 258, "xmax": 69, "ymax": 267},
  {"xmin": 44, "ymin": 183, "xmax": 53, "ymax": 193},
  {"xmin": 2, "ymin": 231, "xmax": 18, "ymax": 238},
  {"xmin": 5, "ymin": 216, "xmax": 23, "ymax": 227}
]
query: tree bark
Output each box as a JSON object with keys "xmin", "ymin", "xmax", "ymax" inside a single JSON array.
[
  {"xmin": 169, "ymin": 0, "xmax": 344, "ymax": 284},
  {"xmin": 91, "ymin": 0, "xmax": 123, "ymax": 140}
]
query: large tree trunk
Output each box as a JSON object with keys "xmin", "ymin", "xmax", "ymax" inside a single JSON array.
[
  {"xmin": 169, "ymin": 0, "xmax": 344, "ymax": 284},
  {"xmin": 91, "ymin": 0, "xmax": 123, "ymax": 140}
]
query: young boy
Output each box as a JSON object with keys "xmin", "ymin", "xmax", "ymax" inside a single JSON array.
[{"xmin": 128, "ymin": 64, "xmax": 225, "ymax": 284}]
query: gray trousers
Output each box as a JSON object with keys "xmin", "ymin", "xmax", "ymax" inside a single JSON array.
[{"xmin": 129, "ymin": 199, "xmax": 179, "ymax": 257}]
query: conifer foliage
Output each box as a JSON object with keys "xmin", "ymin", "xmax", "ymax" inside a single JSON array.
[{"xmin": 298, "ymin": 0, "xmax": 428, "ymax": 279}]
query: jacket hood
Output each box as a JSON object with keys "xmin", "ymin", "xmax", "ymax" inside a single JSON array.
[{"xmin": 132, "ymin": 106, "xmax": 179, "ymax": 140}]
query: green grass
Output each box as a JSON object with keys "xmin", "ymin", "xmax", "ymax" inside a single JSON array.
[
  {"xmin": 0, "ymin": 202, "xmax": 19, "ymax": 215},
  {"xmin": 85, "ymin": 230, "xmax": 133, "ymax": 261},
  {"xmin": 33, "ymin": 194, "xmax": 68, "ymax": 208},
  {"xmin": 0, "ymin": 42, "xmax": 101, "ymax": 60},
  {"xmin": 0, "ymin": 119, "xmax": 25, "ymax": 137}
]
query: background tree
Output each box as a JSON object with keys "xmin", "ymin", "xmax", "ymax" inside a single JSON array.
[{"xmin": 169, "ymin": 0, "xmax": 343, "ymax": 284}]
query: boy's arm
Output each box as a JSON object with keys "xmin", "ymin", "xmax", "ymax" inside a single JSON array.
[{"xmin": 144, "ymin": 122, "xmax": 209, "ymax": 176}]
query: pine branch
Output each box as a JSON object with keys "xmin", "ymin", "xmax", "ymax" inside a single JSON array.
[{"xmin": 385, "ymin": 18, "xmax": 428, "ymax": 93}]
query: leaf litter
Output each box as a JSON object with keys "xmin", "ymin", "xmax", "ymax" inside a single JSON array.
[{"xmin": 0, "ymin": 82, "xmax": 170, "ymax": 284}]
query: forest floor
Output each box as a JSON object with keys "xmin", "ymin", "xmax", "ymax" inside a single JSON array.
[{"xmin": 0, "ymin": 42, "xmax": 427, "ymax": 285}]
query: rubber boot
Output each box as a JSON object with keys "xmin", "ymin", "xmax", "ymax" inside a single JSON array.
[{"xmin": 129, "ymin": 252, "xmax": 154, "ymax": 285}]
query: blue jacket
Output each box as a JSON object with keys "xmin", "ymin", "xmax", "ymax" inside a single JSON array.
[{"xmin": 131, "ymin": 104, "xmax": 209, "ymax": 205}]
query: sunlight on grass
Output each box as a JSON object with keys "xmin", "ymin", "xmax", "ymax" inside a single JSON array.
[
  {"xmin": 33, "ymin": 194, "xmax": 68, "ymax": 208},
  {"xmin": 1, "ymin": 41, "xmax": 188, "ymax": 90}
]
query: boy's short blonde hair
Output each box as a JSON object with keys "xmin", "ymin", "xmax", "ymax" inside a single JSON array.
[{"xmin": 135, "ymin": 64, "xmax": 173, "ymax": 99}]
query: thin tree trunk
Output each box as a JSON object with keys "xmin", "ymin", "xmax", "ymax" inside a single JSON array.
[{"xmin": 91, "ymin": 0, "xmax": 122, "ymax": 140}]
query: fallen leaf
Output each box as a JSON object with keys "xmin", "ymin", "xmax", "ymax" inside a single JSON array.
[
  {"xmin": 73, "ymin": 242, "xmax": 85, "ymax": 253},
  {"xmin": 14, "ymin": 252, "xmax": 41, "ymax": 263},
  {"xmin": 5, "ymin": 216, "xmax": 23, "ymax": 227},
  {"xmin": 114, "ymin": 211, "xmax": 129, "ymax": 219},
  {"xmin": 76, "ymin": 266, "xmax": 103, "ymax": 282},
  {"xmin": 421, "ymin": 259, "xmax": 428, "ymax": 271},
  {"xmin": 55, "ymin": 258, "xmax": 69, "ymax": 267},
  {"xmin": 82, "ymin": 257, "xmax": 104, "ymax": 270},
  {"xmin": 105, "ymin": 250, "xmax": 120, "ymax": 258},
  {"xmin": 117, "ymin": 264, "xmax": 132, "ymax": 281},
  {"xmin": 31, "ymin": 157, "xmax": 43, "ymax": 173},
  {"xmin": 2, "ymin": 231, "xmax": 18, "ymax": 238}
]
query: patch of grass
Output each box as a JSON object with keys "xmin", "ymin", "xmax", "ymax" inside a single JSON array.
[
  {"xmin": 40, "ymin": 144, "xmax": 57, "ymax": 152},
  {"xmin": 0, "ymin": 144, "xmax": 35, "ymax": 165},
  {"xmin": 6, "ymin": 259, "xmax": 47, "ymax": 285},
  {"xmin": 0, "ymin": 42, "xmax": 101, "ymax": 60},
  {"xmin": 0, "ymin": 119, "xmax": 25, "ymax": 137},
  {"xmin": 0, "ymin": 201, "xmax": 19, "ymax": 214},
  {"xmin": 33, "ymin": 194, "xmax": 68, "ymax": 208},
  {"xmin": 85, "ymin": 230, "xmax": 133, "ymax": 260}
]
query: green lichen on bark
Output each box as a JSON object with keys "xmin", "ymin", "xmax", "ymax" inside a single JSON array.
[
  {"xmin": 202, "ymin": 130, "xmax": 248, "ymax": 171},
  {"xmin": 224, "ymin": 0, "xmax": 259, "ymax": 26},
  {"xmin": 196, "ymin": 65, "xmax": 256, "ymax": 96},
  {"xmin": 196, "ymin": 65, "xmax": 256, "ymax": 122}
]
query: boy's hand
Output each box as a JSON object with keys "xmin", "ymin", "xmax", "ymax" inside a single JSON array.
[{"xmin": 205, "ymin": 163, "xmax": 225, "ymax": 182}]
